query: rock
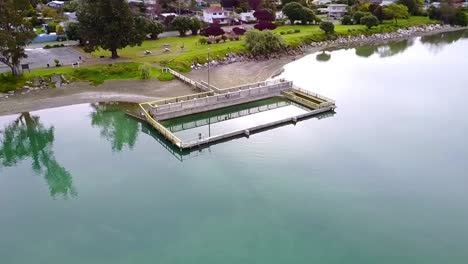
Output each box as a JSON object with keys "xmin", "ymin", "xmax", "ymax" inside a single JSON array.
[
  {"xmin": 33, "ymin": 78, "xmax": 41, "ymax": 87},
  {"xmin": 8, "ymin": 91, "xmax": 14, "ymax": 95},
  {"xmin": 50, "ymin": 74, "xmax": 61, "ymax": 83}
]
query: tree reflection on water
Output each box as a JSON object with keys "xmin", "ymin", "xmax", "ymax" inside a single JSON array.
[
  {"xmin": 90, "ymin": 102, "xmax": 140, "ymax": 152},
  {"xmin": 0, "ymin": 113, "xmax": 76, "ymax": 198}
]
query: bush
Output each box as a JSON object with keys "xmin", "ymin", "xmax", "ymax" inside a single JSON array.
[
  {"xmin": 221, "ymin": 35, "xmax": 228, "ymax": 42},
  {"xmin": 353, "ymin": 11, "xmax": 371, "ymax": 24},
  {"xmin": 319, "ymin": 21, "xmax": 334, "ymax": 34},
  {"xmin": 201, "ymin": 24, "xmax": 225, "ymax": 36},
  {"xmin": 232, "ymin": 27, "xmax": 246, "ymax": 35},
  {"xmin": 341, "ymin": 15, "xmax": 352, "ymax": 25},
  {"xmin": 139, "ymin": 64, "xmax": 151, "ymax": 80},
  {"xmin": 287, "ymin": 29, "xmax": 294, "ymax": 34},
  {"xmin": 454, "ymin": 9, "xmax": 468, "ymax": 26},
  {"xmin": 360, "ymin": 15, "xmax": 380, "ymax": 28},
  {"xmin": 44, "ymin": 44, "xmax": 52, "ymax": 49},
  {"xmin": 254, "ymin": 21, "xmax": 277, "ymax": 30},
  {"xmin": 280, "ymin": 31, "xmax": 286, "ymax": 35},
  {"xmin": 47, "ymin": 22, "xmax": 57, "ymax": 33},
  {"xmin": 198, "ymin": 37, "xmax": 208, "ymax": 45},
  {"xmin": 56, "ymin": 25, "xmax": 65, "ymax": 35},
  {"xmin": 245, "ymin": 30, "xmax": 288, "ymax": 56},
  {"xmin": 294, "ymin": 29, "xmax": 300, "ymax": 33}
]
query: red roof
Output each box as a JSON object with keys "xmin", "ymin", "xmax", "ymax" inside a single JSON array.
[{"xmin": 204, "ymin": 6, "xmax": 224, "ymax": 13}]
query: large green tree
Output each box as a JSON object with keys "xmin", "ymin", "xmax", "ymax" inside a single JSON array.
[
  {"xmin": 282, "ymin": 2, "xmax": 305, "ymax": 24},
  {"xmin": 77, "ymin": 0, "xmax": 146, "ymax": 58},
  {"xmin": 396, "ymin": 0, "xmax": 422, "ymax": 15},
  {"xmin": 383, "ymin": 3, "xmax": 410, "ymax": 24},
  {"xmin": 0, "ymin": 0, "xmax": 36, "ymax": 76}
]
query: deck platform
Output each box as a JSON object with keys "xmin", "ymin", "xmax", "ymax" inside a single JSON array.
[{"xmin": 139, "ymin": 68, "xmax": 336, "ymax": 149}]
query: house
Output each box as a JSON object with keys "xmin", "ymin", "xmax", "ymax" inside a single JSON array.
[
  {"xmin": 239, "ymin": 11, "xmax": 256, "ymax": 23},
  {"xmin": 202, "ymin": 6, "xmax": 232, "ymax": 24},
  {"xmin": 327, "ymin": 4, "xmax": 347, "ymax": 19},
  {"xmin": 314, "ymin": 0, "xmax": 332, "ymax": 5},
  {"xmin": 275, "ymin": 11, "xmax": 284, "ymax": 20},
  {"xmin": 47, "ymin": 1, "xmax": 65, "ymax": 9}
]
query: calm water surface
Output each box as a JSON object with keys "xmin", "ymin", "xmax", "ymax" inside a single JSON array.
[{"xmin": 1, "ymin": 30, "xmax": 468, "ymax": 264}]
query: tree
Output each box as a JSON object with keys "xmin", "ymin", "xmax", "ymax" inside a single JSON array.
[
  {"xmin": 245, "ymin": 30, "xmax": 287, "ymax": 56},
  {"xmin": 319, "ymin": 21, "xmax": 334, "ymax": 34},
  {"xmin": 145, "ymin": 19, "xmax": 164, "ymax": 39},
  {"xmin": 0, "ymin": 0, "xmax": 36, "ymax": 76},
  {"xmin": 171, "ymin": 16, "xmax": 193, "ymax": 36},
  {"xmin": 190, "ymin": 17, "xmax": 202, "ymax": 36},
  {"xmin": 360, "ymin": 15, "xmax": 379, "ymax": 28},
  {"xmin": 77, "ymin": 0, "xmax": 146, "ymax": 59},
  {"xmin": 352, "ymin": 11, "xmax": 371, "ymax": 24},
  {"xmin": 439, "ymin": 0, "xmax": 457, "ymax": 24},
  {"xmin": 453, "ymin": 9, "xmax": 468, "ymax": 26},
  {"xmin": 233, "ymin": 27, "xmax": 247, "ymax": 35},
  {"xmin": 254, "ymin": 9, "xmax": 275, "ymax": 21},
  {"xmin": 341, "ymin": 15, "xmax": 353, "ymax": 25},
  {"xmin": 249, "ymin": 0, "xmax": 262, "ymax": 10},
  {"xmin": 65, "ymin": 22, "xmax": 81, "ymax": 42},
  {"xmin": 254, "ymin": 21, "xmax": 277, "ymax": 30},
  {"xmin": 282, "ymin": 2, "xmax": 305, "ymax": 24},
  {"xmin": 369, "ymin": 4, "xmax": 385, "ymax": 21},
  {"xmin": 396, "ymin": 0, "xmax": 422, "ymax": 15},
  {"xmin": 383, "ymin": 4, "xmax": 409, "ymax": 25},
  {"xmin": 299, "ymin": 7, "xmax": 315, "ymax": 24}
]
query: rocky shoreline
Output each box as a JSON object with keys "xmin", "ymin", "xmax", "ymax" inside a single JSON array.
[{"xmin": 191, "ymin": 24, "xmax": 465, "ymax": 70}]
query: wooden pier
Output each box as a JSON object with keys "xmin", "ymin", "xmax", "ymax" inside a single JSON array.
[{"xmin": 139, "ymin": 68, "xmax": 336, "ymax": 149}]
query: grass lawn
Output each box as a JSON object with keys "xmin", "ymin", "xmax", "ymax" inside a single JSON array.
[
  {"xmin": 0, "ymin": 62, "xmax": 172, "ymax": 93},
  {"xmin": 90, "ymin": 16, "xmax": 435, "ymax": 65}
]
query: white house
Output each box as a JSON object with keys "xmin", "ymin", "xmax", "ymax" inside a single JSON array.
[
  {"xmin": 327, "ymin": 4, "xmax": 347, "ymax": 19},
  {"xmin": 239, "ymin": 11, "xmax": 256, "ymax": 23},
  {"xmin": 47, "ymin": 1, "xmax": 65, "ymax": 9},
  {"xmin": 202, "ymin": 6, "xmax": 232, "ymax": 25},
  {"xmin": 314, "ymin": 0, "xmax": 332, "ymax": 5}
]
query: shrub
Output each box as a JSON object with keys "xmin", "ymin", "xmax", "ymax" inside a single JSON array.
[
  {"xmin": 47, "ymin": 22, "xmax": 57, "ymax": 33},
  {"xmin": 294, "ymin": 29, "xmax": 300, "ymax": 33},
  {"xmin": 254, "ymin": 21, "xmax": 277, "ymax": 30},
  {"xmin": 454, "ymin": 9, "xmax": 468, "ymax": 26},
  {"xmin": 201, "ymin": 24, "xmax": 225, "ymax": 36},
  {"xmin": 221, "ymin": 35, "xmax": 228, "ymax": 42},
  {"xmin": 198, "ymin": 37, "xmax": 208, "ymax": 45},
  {"xmin": 360, "ymin": 15, "xmax": 380, "ymax": 28},
  {"xmin": 54, "ymin": 59, "xmax": 61, "ymax": 66},
  {"xmin": 245, "ymin": 30, "xmax": 288, "ymax": 56},
  {"xmin": 353, "ymin": 11, "xmax": 371, "ymax": 24},
  {"xmin": 341, "ymin": 15, "xmax": 352, "ymax": 25},
  {"xmin": 56, "ymin": 25, "xmax": 65, "ymax": 35},
  {"xmin": 139, "ymin": 64, "xmax": 151, "ymax": 79},
  {"xmin": 287, "ymin": 29, "xmax": 294, "ymax": 34},
  {"xmin": 319, "ymin": 21, "xmax": 334, "ymax": 34},
  {"xmin": 232, "ymin": 27, "xmax": 246, "ymax": 35},
  {"xmin": 44, "ymin": 44, "xmax": 52, "ymax": 49},
  {"xmin": 280, "ymin": 31, "xmax": 286, "ymax": 35}
]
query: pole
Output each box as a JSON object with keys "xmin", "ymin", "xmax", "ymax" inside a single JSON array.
[{"xmin": 207, "ymin": 48, "xmax": 211, "ymax": 87}]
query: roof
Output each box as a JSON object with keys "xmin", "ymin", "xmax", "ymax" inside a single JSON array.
[{"xmin": 204, "ymin": 6, "xmax": 225, "ymax": 13}]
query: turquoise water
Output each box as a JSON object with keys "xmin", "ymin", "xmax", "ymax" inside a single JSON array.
[{"xmin": 1, "ymin": 30, "xmax": 468, "ymax": 263}]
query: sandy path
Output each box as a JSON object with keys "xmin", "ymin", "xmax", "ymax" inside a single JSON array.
[{"xmin": 0, "ymin": 79, "xmax": 194, "ymax": 116}]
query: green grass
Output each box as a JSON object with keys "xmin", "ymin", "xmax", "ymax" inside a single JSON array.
[
  {"xmin": 0, "ymin": 62, "xmax": 172, "ymax": 93},
  {"xmin": 90, "ymin": 17, "xmax": 436, "ymax": 62}
]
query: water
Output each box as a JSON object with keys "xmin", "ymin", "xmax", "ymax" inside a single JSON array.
[
  {"xmin": 1, "ymin": 30, "xmax": 468, "ymax": 264},
  {"xmin": 161, "ymin": 98, "xmax": 311, "ymax": 141}
]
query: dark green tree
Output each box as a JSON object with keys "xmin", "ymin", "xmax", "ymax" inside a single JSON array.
[
  {"xmin": 319, "ymin": 21, "xmax": 334, "ymax": 34},
  {"xmin": 245, "ymin": 30, "xmax": 288, "ymax": 56},
  {"xmin": 352, "ymin": 11, "xmax": 371, "ymax": 24},
  {"xmin": 171, "ymin": 16, "xmax": 193, "ymax": 36},
  {"xmin": 190, "ymin": 17, "xmax": 203, "ymax": 36},
  {"xmin": 0, "ymin": 0, "xmax": 36, "ymax": 76},
  {"xmin": 282, "ymin": 2, "xmax": 305, "ymax": 24},
  {"xmin": 360, "ymin": 15, "xmax": 379, "ymax": 28},
  {"xmin": 396, "ymin": 0, "xmax": 422, "ymax": 15},
  {"xmin": 0, "ymin": 113, "xmax": 76, "ymax": 198},
  {"xmin": 77, "ymin": 0, "xmax": 146, "ymax": 58}
]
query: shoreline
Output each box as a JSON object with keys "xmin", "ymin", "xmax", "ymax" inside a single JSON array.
[{"xmin": 1, "ymin": 25, "xmax": 466, "ymax": 117}]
